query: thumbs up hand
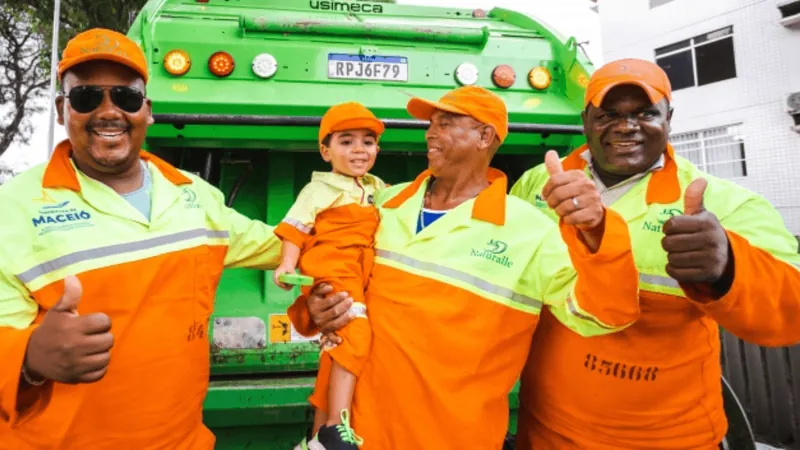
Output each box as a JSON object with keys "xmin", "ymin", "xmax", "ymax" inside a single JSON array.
[
  {"xmin": 541, "ymin": 150, "xmax": 606, "ymax": 251},
  {"xmin": 661, "ymin": 178, "xmax": 732, "ymax": 287},
  {"xmin": 24, "ymin": 276, "xmax": 114, "ymax": 384}
]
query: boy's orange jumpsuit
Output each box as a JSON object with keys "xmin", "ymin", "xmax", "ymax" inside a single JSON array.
[{"xmin": 276, "ymin": 171, "xmax": 385, "ymax": 410}]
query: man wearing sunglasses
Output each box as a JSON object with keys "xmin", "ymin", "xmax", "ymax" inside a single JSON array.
[{"xmin": 0, "ymin": 28, "xmax": 281, "ymax": 449}]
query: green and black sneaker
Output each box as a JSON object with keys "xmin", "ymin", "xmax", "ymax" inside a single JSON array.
[{"xmin": 313, "ymin": 410, "xmax": 364, "ymax": 450}]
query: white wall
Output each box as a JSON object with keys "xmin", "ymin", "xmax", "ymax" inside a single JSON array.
[{"xmin": 600, "ymin": 0, "xmax": 800, "ymax": 234}]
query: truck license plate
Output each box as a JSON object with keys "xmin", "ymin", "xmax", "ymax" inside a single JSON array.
[{"xmin": 327, "ymin": 53, "xmax": 408, "ymax": 82}]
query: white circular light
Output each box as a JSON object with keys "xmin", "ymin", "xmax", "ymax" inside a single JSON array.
[
  {"xmin": 252, "ymin": 53, "xmax": 278, "ymax": 79},
  {"xmin": 455, "ymin": 63, "xmax": 479, "ymax": 86}
]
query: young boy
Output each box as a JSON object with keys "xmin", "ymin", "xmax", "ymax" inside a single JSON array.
[{"xmin": 273, "ymin": 102, "xmax": 386, "ymax": 450}]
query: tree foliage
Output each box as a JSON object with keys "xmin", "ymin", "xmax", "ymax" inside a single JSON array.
[
  {"xmin": 0, "ymin": 7, "xmax": 49, "ymax": 156},
  {"xmin": 0, "ymin": 0, "xmax": 147, "ymax": 157}
]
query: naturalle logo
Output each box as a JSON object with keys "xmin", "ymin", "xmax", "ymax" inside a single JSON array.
[
  {"xmin": 182, "ymin": 188, "xmax": 201, "ymax": 209},
  {"xmin": 642, "ymin": 208, "xmax": 683, "ymax": 232},
  {"xmin": 471, "ymin": 239, "xmax": 513, "ymax": 268}
]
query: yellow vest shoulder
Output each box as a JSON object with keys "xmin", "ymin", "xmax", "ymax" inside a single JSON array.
[
  {"xmin": 375, "ymin": 182, "xmax": 411, "ymax": 207},
  {"xmin": 0, "ymin": 163, "xmax": 48, "ymax": 197}
]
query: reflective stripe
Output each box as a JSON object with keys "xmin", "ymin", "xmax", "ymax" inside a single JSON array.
[
  {"xmin": 566, "ymin": 296, "xmax": 615, "ymax": 330},
  {"xmin": 639, "ymin": 273, "xmax": 680, "ymax": 289},
  {"xmin": 17, "ymin": 228, "xmax": 229, "ymax": 284},
  {"xmin": 207, "ymin": 230, "xmax": 230, "ymax": 239},
  {"xmin": 282, "ymin": 217, "xmax": 311, "ymax": 234},
  {"xmin": 376, "ymin": 249, "xmax": 542, "ymax": 308}
]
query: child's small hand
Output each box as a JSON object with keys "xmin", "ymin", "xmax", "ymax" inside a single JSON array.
[
  {"xmin": 319, "ymin": 332, "xmax": 341, "ymax": 350},
  {"xmin": 273, "ymin": 265, "xmax": 295, "ymax": 290}
]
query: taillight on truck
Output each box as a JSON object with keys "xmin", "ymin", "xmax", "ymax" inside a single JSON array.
[
  {"xmin": 209, "ymin": 51, "xmax": 235, "ymax": 77},
  {"xmin": 163, "ymin": 49, "xmax": 191, "ymax": 76}
]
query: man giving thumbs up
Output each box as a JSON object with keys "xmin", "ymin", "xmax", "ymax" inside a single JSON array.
[
  {"xmin": 0, "ymin": 29, "xmax": 282, "ymax": 449},
  {"xmin": 661, "ymin": 178, "xmax": 732, "ymax": 290},
  {"xmin": 24, "ymin": 276, "xmax": 114, "ymax": 385},
  {"xmin": 541, "ymin": 150, "xmax": 606, "ymax": 252},
  {"xmin": 511, "ymin": 58, "xmax": 800, "ymax": 450}
]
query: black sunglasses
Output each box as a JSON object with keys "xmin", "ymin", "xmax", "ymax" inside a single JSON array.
[{"xmin": 65, "ymin": 85, "xmax": 145, "ymax": 114}]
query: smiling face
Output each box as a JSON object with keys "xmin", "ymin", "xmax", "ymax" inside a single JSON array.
[
  {"xmin": 56, "ymin": 60, "xmax": 153, "ymax": 175},
  {"xmin": 321, "ymin": 128, "xmax": 379, "ymax": 177},
  {"xmin": 424, "ymin": 109, "xmax": 496, "ymax": 178},
  {"xmin": 582, "ymin": 84, "xmax": 672, "ymax": 178}
]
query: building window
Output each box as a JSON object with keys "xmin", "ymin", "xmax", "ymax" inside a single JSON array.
[
  {"xmin": 670, "ymin": 124, "xmax": 747, "ymax": 178},
  {"xmin": 655, "ymin": 26, "xmax": 737, "ymax": 91},
  {"xmin": 650, "ymin": 0, "xmax": 675, "ymax": 8}
]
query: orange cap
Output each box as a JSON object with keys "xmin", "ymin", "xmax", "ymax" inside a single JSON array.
[
  {"xmin": 584, "ymin": 58, "xmax": 672, "ymax": 108},
  {"xmin": 58, "ymin": 28, "xmax": 149, "ymax": 83},
  {"xmin": 406, "ymin": 86, "xmax": 509, "ymax": 143},
  {"xmin": 319, "ymin": 102, "xmax": 385, "ymax": 144}
]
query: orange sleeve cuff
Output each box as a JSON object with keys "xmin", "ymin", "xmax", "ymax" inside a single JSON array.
[
  {"xmin": 685, "ymin": 231, "xmax": 757, "ymax": 309},
  {"xmin": 274, "ymin": 222, "xmax": 309, "ymax": 250},
  {"xmin": 0, "ymin": 325, "xmax": 53, "ymax": 426},
  {"xmin": 687, "ymin": 231, "xmax": 800, "ymax": 346},
  {"xmin": 559, "ymin": 208, "xmax": 641, "ymax": 328},
  {"xmin": 286, "ymin": 294, "xmax": 320, "ymax": 337}
]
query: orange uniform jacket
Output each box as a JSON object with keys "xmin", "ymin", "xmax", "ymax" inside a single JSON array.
[
  {"xmin": 277, "ymin": 204, "xmax": 379, "ymax": 410},
  {"xmin": 289, "ymin": 169, "xmax": 642, "ymax": 449},
  {"xmin": 277, "ymin": 171, "xmax": 384, "ymax": 411},
  {"xmin": 0, "ymin": 141, "xmax": 281, "ymax": 449},
  {"xmin": 511, "ymin": 145, "xmax": 800, "ymax": 450}
]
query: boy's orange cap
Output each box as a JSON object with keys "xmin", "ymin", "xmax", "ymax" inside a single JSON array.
[
  {"xmin": 406, "ymin": 86, "xmax": 508, "ymax": 143},
  {"xmin": 585, "ymin": 58, "xmax": 672, "ymax": 108},
  {"xmin": 58, "ymin": 28, "xmax": 149, "ymax": 82},
  {"xmin": 319, "ymin": 102, "xmax": 385, "ymax": 144}
]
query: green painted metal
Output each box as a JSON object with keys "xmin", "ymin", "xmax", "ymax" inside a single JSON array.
[{"xmin": 128, "ymin": 0, "xmax": 592, "ymax": 447}]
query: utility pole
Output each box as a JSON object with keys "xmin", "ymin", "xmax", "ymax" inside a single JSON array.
[{"xmin": 46, "ymin": 0, "xmax": 61, "ymax": 158}]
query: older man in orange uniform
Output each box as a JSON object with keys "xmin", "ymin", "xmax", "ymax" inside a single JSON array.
[{"xmin": 290, "ymin": 85, "xmax": 644, "ymax": 449}]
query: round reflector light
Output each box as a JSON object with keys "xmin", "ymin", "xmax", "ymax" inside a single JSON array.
[
  {"xmin": 455, "ymin": 63, "xmax": 479, "ymax": 86},
  {"xmin": 529, "ymin": 67, "xmax": 552, "ymax": 90},
  {"xmin": 492, "ymin": 64, "xmax": 516, "ymax": 89},
  {"xmin": 163, "ymin": 50, "xmax": 191, "ymax": 76},
  {"xmin": 209, "ymin": 51, "xmax": 235, "ymax": 77},
  {"xmin": 252, "ymin": 53, "xmax": 278, "ymax": 79}
]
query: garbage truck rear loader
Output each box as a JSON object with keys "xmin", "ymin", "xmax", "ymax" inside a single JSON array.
[{"xmin": 127, "ymin": 1, "xmax": 592, "ymax": 446}]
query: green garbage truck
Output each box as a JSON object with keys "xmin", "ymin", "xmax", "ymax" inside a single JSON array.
[{"xmin": 126, "ymin": 0, "xmax": 592, "ymax": 447}]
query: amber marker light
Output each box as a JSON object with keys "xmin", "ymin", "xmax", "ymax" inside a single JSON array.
[
  {"xmin": 529, "ymin": 66, "xmax": 552, "ymax": 90},
  {"xmin": 209, "ymin": 51, "xmax": 235, "ymax": 77},
  {"xmin": 492, "ymin": 64, "xmax": 516, "ymax": 89},
  {"xmin": 163, "ymin": 50, "xmax": 191, "ymax": 76}
]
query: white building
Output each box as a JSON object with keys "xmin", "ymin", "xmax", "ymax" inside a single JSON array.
[{"xmin": 597, "ymin": 0, "xmax": 800, "ymax": 234}]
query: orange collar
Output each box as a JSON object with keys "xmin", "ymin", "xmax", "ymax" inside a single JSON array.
[
  {"xmin": 382, "ymin": 168, "xmax": 507, "ymax": 225},
  {"xmin": 562, "ymin": 143, "xmax": 681, "ymax": 205},
  {"xmin": 42, "ymin": 139, "xmax": 193, "ymax": 191}
]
